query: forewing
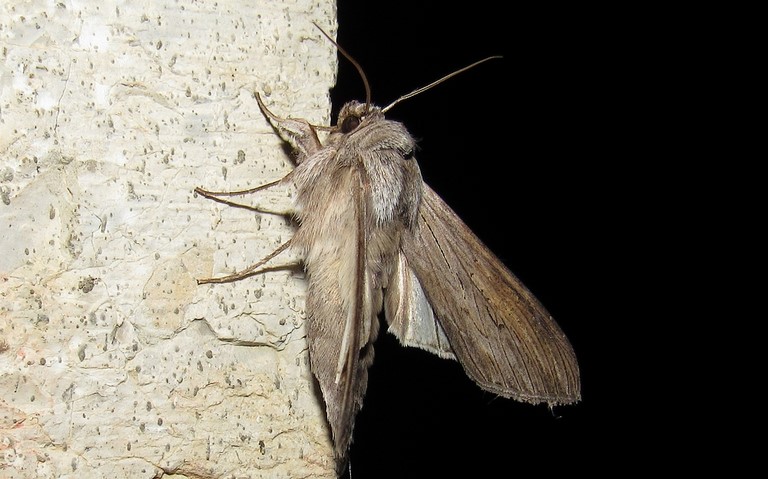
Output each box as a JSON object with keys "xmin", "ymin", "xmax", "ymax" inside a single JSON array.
[
  {"xmin": 401, "ymin": 185, "xmax": 580, "ymax": 405},
  {"xmin": 299, "ymin": 167, "xmax": 376, "ymax": 469}
]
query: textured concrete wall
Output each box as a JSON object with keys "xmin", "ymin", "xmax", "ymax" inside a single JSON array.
[{"xmin": 1, "ymin": 1, "xmax": 337, "ymax": 477}]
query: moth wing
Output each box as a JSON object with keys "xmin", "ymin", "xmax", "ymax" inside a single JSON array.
[
  {"xmin": 384, "ymin": 252, "xmax": 456, "ymax": 360},
  {"xmin": 401, "ymin": 185, "xmax": 581, "ymax": 405},
  {"xmin": 300, "ymin": 167, "xmax": 377, "ymax": 468}
]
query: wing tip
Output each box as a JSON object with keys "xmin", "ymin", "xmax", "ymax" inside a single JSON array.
[{"xmin": 476, "ymin": 378, "xmax": 582, "ymax": 407}]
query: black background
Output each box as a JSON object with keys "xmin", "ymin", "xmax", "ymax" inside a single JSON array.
[{"xmin": 329, "ymin": 2, "xmax": 642, "ymax": 478}]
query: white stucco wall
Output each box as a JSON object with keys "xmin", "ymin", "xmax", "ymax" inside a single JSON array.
[{"xmin": 1, "ymin": 1, "xmax": 337, "ymax": 477}]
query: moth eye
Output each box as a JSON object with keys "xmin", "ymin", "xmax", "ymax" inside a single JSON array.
[
  {"xmin": 402, "ymin": 148, "xmax": 415, "ymax": 160},
  {"xmin": 341, "ymin": 115, "xmax": 361, "ymax": 133}
]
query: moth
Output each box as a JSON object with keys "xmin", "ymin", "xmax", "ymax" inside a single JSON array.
[{"xmin": 196, "ymin": 29, "xmax": 580, "ymax": 473}]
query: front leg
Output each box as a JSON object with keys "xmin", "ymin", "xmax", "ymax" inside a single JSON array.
[{"xmin": 255, "ymin": 92, "xmax": 324, "ymax": 163}]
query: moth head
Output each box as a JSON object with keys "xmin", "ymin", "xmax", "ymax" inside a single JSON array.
[{"xmin": 336, "ymin": 101, "xmax": 384, "ymax": 134}]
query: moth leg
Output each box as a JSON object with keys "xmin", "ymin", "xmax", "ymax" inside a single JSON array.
[
  {"xmin": 194, "ymin": 176, "xmax": 292, "ymax": 217},
  {"xmin": 195, "ymin": 174, "xmax": 288, "ymax": 197},
  {"xmin": 255, "ymin": 92, "xmax": 324, "ymax": 162},
  {"xmin": 197, "ymin": 238, "xmax": 294, "ymax": 285},
  {"xmin": 196, "ymin": 170, "xmax": 295, "ymax": 283}
]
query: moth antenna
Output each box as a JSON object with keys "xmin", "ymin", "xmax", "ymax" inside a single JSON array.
[
  {"xmin": 382, "ymin": 56, "xmax": 503, "ymax": 113},
  {"xmin": 313, "ymin": 23, "xmax": 372, "ymax": 113}
]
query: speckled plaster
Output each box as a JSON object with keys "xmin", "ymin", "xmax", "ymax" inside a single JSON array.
[{"xmin": 0, "ymin": 1, "xmax": 337, "ymax": 477}]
